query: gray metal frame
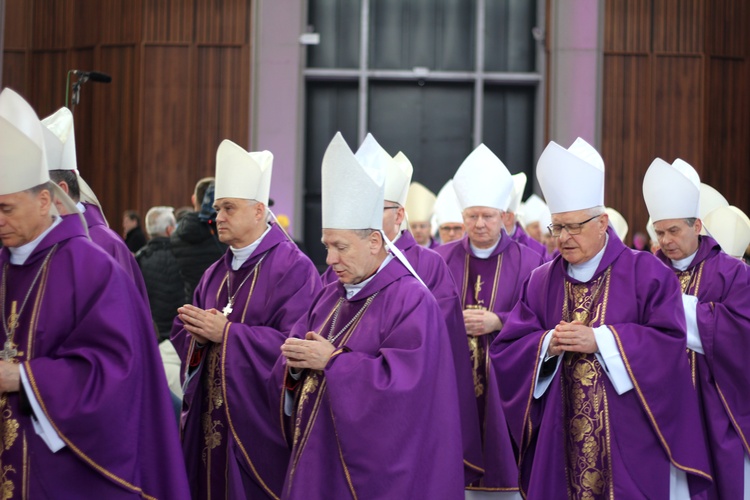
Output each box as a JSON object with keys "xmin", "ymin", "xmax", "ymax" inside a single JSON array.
[{"xmin": 303, "ymin": 0, "xmax": 545, "ymax": 150}]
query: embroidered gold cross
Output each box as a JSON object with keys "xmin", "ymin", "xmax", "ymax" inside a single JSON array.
[
  {"xmin": 473, "ymin": 275, "xmax": 484, "ymax": 305},
  {"xmin": 7, "ymin": 300, "xmax": 18, "ymax": 332}
]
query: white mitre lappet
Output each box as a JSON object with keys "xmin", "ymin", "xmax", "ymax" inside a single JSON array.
[
  {"xmin": 643, "ymin": 158, "xmax": 700, "ymax": 222},
  {"xmin": 42, "ymin": 106, "xmax": 103, "ymax": 210},
  {"xmin": 214, "ymin": 139, "xmax": 273, "ymax": 205},
  {"xmin": 405, "ymin": 182, "xmax": 436, "ymax": 223},
  {"xmin": 537, "ymin": 137, "xmax": 605, "ymax": 214},
  {"xmin": 453, "ymin": 143, "xmax": 513, "ymax": 211},
  {"xmin": 703, "ymin": 206, "xmax": 750, "ymax": 259},
  {"xmin": 605, "ymin": 207, "xmax": 629, "ymax": 242}
]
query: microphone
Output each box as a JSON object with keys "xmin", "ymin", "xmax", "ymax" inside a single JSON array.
[{"xmin": 73, "ymin": 70, "xmax": 112, "ymax": 83}]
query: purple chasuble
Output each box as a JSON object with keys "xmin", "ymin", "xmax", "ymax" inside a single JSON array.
[
  {"xmin": 322, "ymin": 231, "xmax": 484, "ymax": 481},
  {"xmin": 490, "ymin": 228, "xmax": 712, "ymax": 499},
  {"xmin": 82, "ymin": 202, "xmax": 149, "ymax": 302},
  {"xmin": 429, "ymin": 236, "xmax": 440, "ymax": 249},
  {"xmin": 511, "ymin": 221, "xmax": 549, "ymax": 262},
  {"xmin": 436, "ymin": 233, "xmax": 543, "ymax": 491},
  {"xmin": 0, "ymin": 214, "xmax": 189, "ymax": 499},
  {"xmin": 276, "ymin": 258, "xmax": 465, "ymax": 499},
  {"xmin": 657, "ymin": 236, "xmax": 750, "ymax": 499},
  {"xmin": 172, "ymin": 223, "xmax": 321, "ymax": 499}
]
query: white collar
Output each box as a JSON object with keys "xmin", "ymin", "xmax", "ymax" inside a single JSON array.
[
  {"xmin": 671, "ymin": 249, "xmax": 698, "ymax": 272},
  {"xmin": 470, "ymin": 235, "xmax": 501, "ymax": 259},
  {"xmin": 76, "ymin": 201, "xmax": 86, "ymax": 213},
  {"xmin": 230, "ymin": 224, "xmax": 272, "ymax": 271},
  {"xmin": 343, "ymin": 254, "xmax": 393, "ymax": 299},
  {"xmin": 9, "ymin": 217, "xmax": 62, "ymax": 265},
  {"xmin": 567, "ymin": 233, "xmax": 608, "ymax": 282},
  {"xmin": 506, "ymin": 224, "xmax": 517, "ymax": 237}
]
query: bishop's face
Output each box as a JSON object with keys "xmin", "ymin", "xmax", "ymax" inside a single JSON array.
[
  {"xmin": 323, "ymin": 229, "xmax": 383, "ymax": 285},
  {"xmin": 463, "ymin": 206, "xmax": 503, "ymax": 249},
  {"xmin": 652, "ymin": 218, "xmax": 701, "ymax": 261},
  {"xmin": 213, "ymin": 197, "xmax": 266, "ymax": 248},
  {"xmin": 552, "ymin": 209, "xmax": 608, "ymax": 265},
  {"xmin": 410, "ymin": 221, "xmax": 431, "ymax": 246},
  {"xmin": 525, "ymin": 221, "xmax": 543, "ymax": 243},
  {"xmin": 0, "ymin": 189, "xmax": 54, "ymax": 248}
]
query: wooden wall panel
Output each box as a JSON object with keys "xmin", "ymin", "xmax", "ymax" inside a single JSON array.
[
  {"xmin": 653, "ymin": 0, "xmax": 703, "ymax": 53},
  {"xmin": 100, "ymin": 0, "xmax": 141, "ymax": 44},
  {"xmin": 601, "ymin": 55, "xmax": 652, "ymax": 238},
  {"xmin": 71, "ymin": 0, "xmax": 100, "ymax": 48},
  {"xmin": 196, "ymin": 0, "xmax": 249, "ymax": 44},
  {"xmin": 3, "ymin": 0, "xmax": 31, "ymax": 49},
  {"xmin": 142, "ymin": 0, "xmax": 194, "ymax": 43},
  {"xmin": 704, "ymin": 58, "xmax": 749, "ymax": 209},
  {"xmin": 194, "ymin": 46, "xmax": 250, "ymax": 175},
  {"xmin": 32, "ymin": 0, "xmax": 72, "ymax": 50},
  {"xmin": 94, "ymin": 46, "xmax": 138, "ymax": 222},
  {"xmin": 2, "ymin": 52, "xmax": 27, "ymax": 92},
  {"xmin": 652, "ymin": 55, "xmax": 703, "ymax": 169},
  {"xmin": 140, "ymin": 46, "xmax": 192, "ymax": 211},
  {"xmin": 29, "ymin": 51, "xmax": 69, "ymax": 117},
  {"xmin": 604, "ymin": 0, "xmax": 651, "ymax": 53},
  {"xmin": 705, "ymin": 0, "xmax": 747, "ymax": 57}
]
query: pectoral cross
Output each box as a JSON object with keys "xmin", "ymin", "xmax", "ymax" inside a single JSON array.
[
  {"xmin": 7, "ymin": 300, "xmax": 18, "ymax": 333},
  {"xmin": 473, "ymin": 275, "xmax": 484, "ymax": 306},
  {"xmin": 222, "ymin": 302, "xmax": 233, "ymax": 317},
  {"xmin": 0, "ymin": 339, "xmax": 19, "ymax": 361}
]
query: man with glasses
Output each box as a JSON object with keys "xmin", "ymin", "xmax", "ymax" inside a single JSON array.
[
  {"xmin": 644, "ymin": 159, "xmax": 750, "ymax": 499},
  {"xmin": 490, "ymin": 138, "xmax": 712, "ymax": 498},
  {"xmin": 436, "ymin": 144, "xmax": 542, "ymax": 498},
  {"xmin": 405, "ymin": 182, "xmax": 439, "ymax": 249}
]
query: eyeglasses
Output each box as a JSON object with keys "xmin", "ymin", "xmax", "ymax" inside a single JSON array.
[
  {"xmin": 440, "ymin": 225, "xmax": 464, "ymax": 233},
  {"xmin": 383, "ymin": 206, "xmax": 400, "ymax": 211},
  {"xmin": 547, "ymin": 215, "xmax": 600, "ymax": 237}
]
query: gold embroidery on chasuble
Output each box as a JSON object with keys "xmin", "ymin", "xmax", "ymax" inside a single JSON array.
[
  {"xmin": 562, "ymin": 269, "xmax": 614, "ymax": 499},
  {"xmin": 677, "ymin": 262, "xmax": 704, "ymax": 387},
  {"xmin": 461, "ymin": 254, "xmax": 502, "ymax": 400},
  {"xmin": 201, "ymin": 345, "xmax": 225, "ymax": 466}
]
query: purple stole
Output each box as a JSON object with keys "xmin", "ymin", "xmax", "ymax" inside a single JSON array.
[{"xmin": 562, "ymin": 269, "xmax": 614, "ymax": 499}]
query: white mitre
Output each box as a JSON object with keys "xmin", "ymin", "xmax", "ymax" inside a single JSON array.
[
  {"xmin": 537, "ymin": 137, "xmax": 605, "ymax": 214},
  {"xmin": 214, "ymin": 139, "xmax": 273, "ymax": 205}
]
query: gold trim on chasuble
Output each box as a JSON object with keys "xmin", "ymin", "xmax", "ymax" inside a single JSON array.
[
  {"xmin": 677, "ymin": 261, "xmax": 705, "ymax": 388},
  {"xmin": 0, "ymin": 249, "xmax": 55, "ymax": 500},
  {"xmin": 461, "ymin": 253, "xmax": 502, "ymax": 400},
  {"xmin": 287, "ymin": 297, "xmax": 376, "ymax": 499},
  {"xmin": 561, "ymin": 269, "xmax": 615, "ymax": 499},
  {"xmin": 17, "ymin": 252, "xmax": 159, "ymax": 499}
]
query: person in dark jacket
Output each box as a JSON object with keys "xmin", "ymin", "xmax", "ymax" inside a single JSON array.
[
  {"xmin": 136, "ymin": 206, "xmax": 183, "ymax": 341},
  {"xmin": 170, "ymin": 177, "xmax": 227, "ymax": 303},
  {"xmin": 123, "ymin": 209, "xmax": 147, "ymax": 252},
  {"xmin": 136, "ymin": 206, "xmax": 185, "ymax": 399}
]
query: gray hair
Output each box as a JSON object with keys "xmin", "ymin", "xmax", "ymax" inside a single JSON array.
[
  {"xmin": 585, "ymin": 206, "xmax": 606, "ymax": 218},
  {"xmin": 145, "ymin": 206, "xmax": 176, "ymax": 237}
]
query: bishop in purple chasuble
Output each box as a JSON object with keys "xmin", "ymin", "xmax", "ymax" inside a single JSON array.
[
  {"xmin": 172, "ymin": 223, "xmax": 321, "ymax": 499},
  {"xmin": 490, "ymin": 229, "xmax": 713, "ymax": 499},
  {"xmin": 436, "ymin": 233, "xmax": 543, "ymax": 492},
  {"xmin": 656, "ymin": 235, "xmax": 750, "ymax": 499},
  {"xmin": 277, "ymin": 259, "xmax": 465, "ymax": 499},
  {"xmin": 322, "ymin": 229, "xmax": 484, "ymax": 482},
  {"xmin": 0, "ymin": 214, "xmax": 189, "ymax": 498}
]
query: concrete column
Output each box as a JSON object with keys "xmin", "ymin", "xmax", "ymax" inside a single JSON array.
[
  {"xmin": 250, "ymin": 0, "xmax": 306, "ymax": 239},
  {"xmin": 547, "ymin": 0, "xmax": 603, "ymax": 148}
]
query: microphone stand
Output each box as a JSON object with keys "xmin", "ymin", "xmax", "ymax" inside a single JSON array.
[{"xmin": 66, "ymin": 70, "xmax": 90, "ymax": 111}]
